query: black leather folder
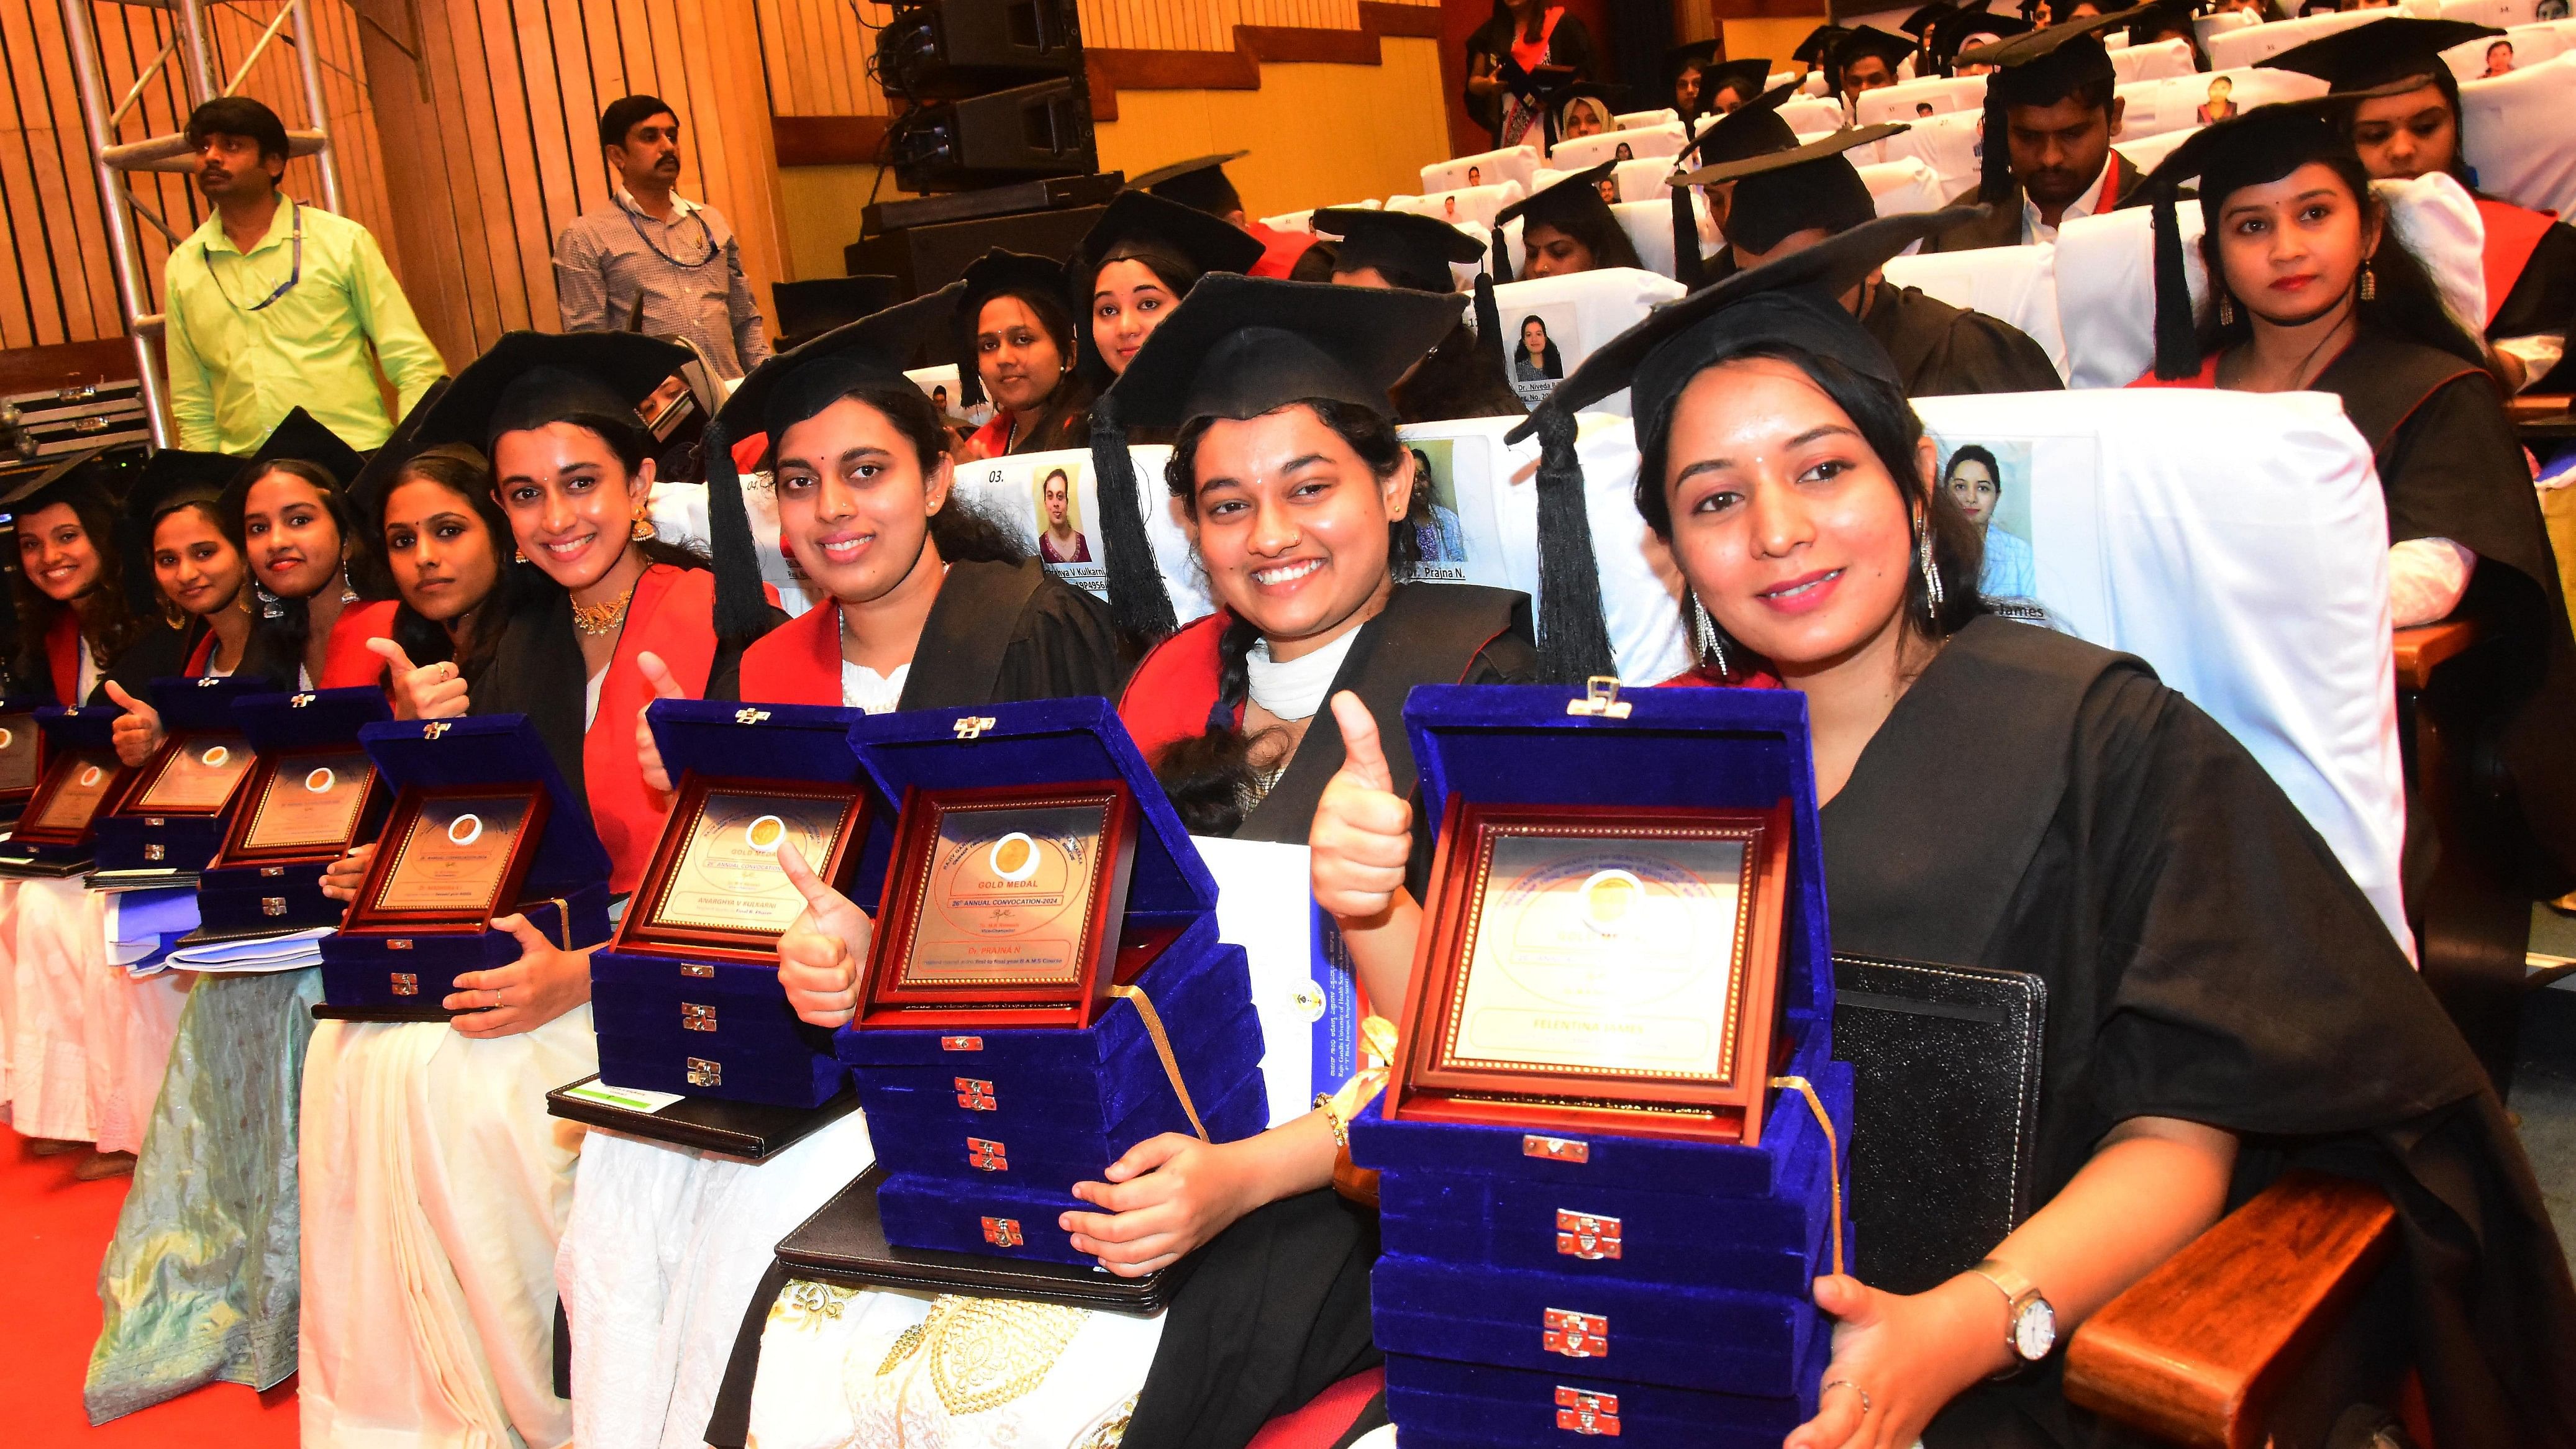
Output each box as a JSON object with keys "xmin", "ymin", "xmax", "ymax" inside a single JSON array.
[{"xmin": 545, "ymin": 1074, "xmax": 858, "ymax": 1161}]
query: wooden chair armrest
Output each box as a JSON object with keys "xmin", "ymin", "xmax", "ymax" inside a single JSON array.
[
  {"xmin": 2064, "ymin": 1169, "xmax": 2399, "ymax": 1449},
  {"xmin": 2506, "ymin": 393, "xmax": 2571, "ymax": 424},
  {"xmin": 2394, "ymin": 620, "xmax": 2479, "ymax": 692}
]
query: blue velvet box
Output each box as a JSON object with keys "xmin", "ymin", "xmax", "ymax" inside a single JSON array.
[
  {"xmin": 93, "ymin": 675, "xmax": 271, "ymax": 873},
  {"xmin": 317, "ymin": 714, "xmax": 614, "ymax": 1016},
  {"xmin": 195, "ymin": 688, "xmax": 393, "ymax": 937},
  {"xmin": 834, "ymin": 698, "xmax": 1268, "ymax": 1257},
  {"xmin": 12, "ymin": 704, "xmax": 134, "ymax": 864},
  {"xmin": 1348, "ymin": 683, "xmax": 1846, "ymax": 1435},
  {"xmin": 590, "ymin": 699, "xmax": 888, "ymax": 1107}
]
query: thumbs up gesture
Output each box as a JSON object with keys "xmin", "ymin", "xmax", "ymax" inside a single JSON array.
[
  {"xmin": 103, "ymin": 679, "xmax": 164, "ymax": 767},
  {"xmin": 369, "ymin": 636, "xmax": 468, "ymax": 722},
  {"xmin": 774, "ymin": 837, "xmax": 875, "ymax": 1028},
  {"xmin": 1309, "ymin": 690, "xmax": 1413, "ymax": 923},
  {"xmin": 634, "ymin": 650, "xmax": 689, "ymax": 796}
]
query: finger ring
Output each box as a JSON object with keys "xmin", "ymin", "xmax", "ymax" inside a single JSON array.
[{"xmin": 1822, "ymin": 1379, "xmax": 1873, "ymax": 1414}]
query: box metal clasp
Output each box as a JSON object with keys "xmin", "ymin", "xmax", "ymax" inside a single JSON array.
[
  {"xmin": 260, "ymin": 865, "xmax": 285, "ymax": 877},
  {"xmin": 681, "ymin": 1002, "xmax": 718, "ymax": 1032},
  {"xmin": 390, "ymin": 972, "xmax": 419, "ymax": 996},
  {"xmin": 1524, "ymin": 1133, "xmax": 1590, "ymax": 1163},
  {"xmin": 143, "ymin": 843, "xmax": 165, "ymax": 861},
  {"xmin": 1542, "ymin": 1308, "xmax": 1608, "ymax": 1358},
  {"xmin": 940, "ymin": 1035, "xmax": 984, "ymax": 1052},
  {"xmin": 951, "ymin": 714, "xmax": 998, "ymax": 740},
  {"xmin": 290, "ymin": 693, "xmax": 316, "ymax": 707},
  {"xmin": 1555, "ymin": 1210, "xmax": 1623, "ymax": 1261},
  {"xmin": 955, "ymin": 1078, "xmax": 996, "ymax": 1111},
  {"xmin": 262, "ymin": 897, "xmax": 287, "ymax": 915},
  {"xmin": 686, "ymin": 1056, "xmax": 722, "ymax": 1087},
  {"xmin": 680, "ymin": 962, "xmax": 714, "ymax": 978},
  {"xmin": 980, "ymin": 1215, "xmax": 1022, "ymax": 1248},
  {"xmin": 388, "ymin": 938, "xmax": 413, "ymax": 950},
  {"xmin": 1555, "ymin": 1386, "xmax": 1621, "ymax": 1436},
  {"xmin": 967, "ymin": 1137, "xmax": 1008, "ymax": 1171},
  {"xmin": 144, "ymin": 817, "xmax": 165, "ymax": 828},
  {"xmin": 1565, "ymin": 676, "xmax": 1631, "ymax": 720},
  {"xmin": 733, "ymin": 708, "xmax": 771, "ymax": 724},
  {"xmin": 421, "ymin": 722, "xmax": 452, "ymax": 740}
]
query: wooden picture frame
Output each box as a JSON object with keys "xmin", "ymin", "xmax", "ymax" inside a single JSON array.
[
  {"xmin": 614, "ymin": 774, "xmax": 871, "ymax": 964},
  {"xmin": 341, "ymin": 783, "xmax": 551, "ymax": 936},
  {"xmin": 856, "ymin": 781, "xmax": 1139, "ymax": 1030},
  {"xmin": 0, "ymin": 710, "xmax": 45, "ymax": 809},
  {"xmin": 11, "ymin": 745, "xmax": 135, "ymax": 848},
  {"xmin": 109, "ymin": 730, "xmax": 258, "ymax": 819},
  {"xmin": 1388, "ymin": 797, "xmax": 1794, "ymax": 1145},
  {"xmin": 211, "ymin": 745, "xmax": 386, "ymax": 867}
]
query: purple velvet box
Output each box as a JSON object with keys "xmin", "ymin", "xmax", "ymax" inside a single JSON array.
[
  {"xmin": 13, "ymin": 705, "xmax": 127, "ymax": 865},
  {"xmin": 195, "ymin": 688, "xmax": 393, "ymax": 937},
  {"xmin": 93, "ymin": 675, "xmax": 272, "ymax": 873},
  {"xmin": 591, "ymin": 698, "xmax": 889, "ymax": 1106},
  {"xmin": 1381, "ymin": 1336, "xmax": 1831, "ymax": 1448}
]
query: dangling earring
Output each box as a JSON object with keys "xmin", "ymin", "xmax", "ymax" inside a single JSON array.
[
  {"xmin": 2216, "ymin": 290, "xmax": 2234, "ymax": 326},
  {"xmin": 630, "ymin": 509, "xmax": 657, "ymax": 542},
  {"xmin": 2360, "ymin": 263, "xmax": 2375, "ymax": 302},
  {"xmin": 1688, "ymin": 593, "xmax": 1730, "ymax": 679},
  {"xmin": 161, "ymin": 596, "xmax": 184, "ymax": 629},
  {"xmin": 339, "ymin": 561, "xmax": 359, "ymax": 604},
  {"xmin": 512, "ymin": 545, "xmax": 527, "ymax": 565},
  {"xmin": 1915, "ymin": 508, "xmax": 1945, "ymax": 620},
  {"xmin": 256, "ymin": 583, "xmax": 284, "ymax": 620}
]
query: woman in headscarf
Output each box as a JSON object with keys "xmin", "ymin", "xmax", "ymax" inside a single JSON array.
[
  {"xmin": 1312, "ymin": 209, "xmax": 2576, "ymax": 1449},
  {"xmin": 952, "ymin": 248, "xmax": 1092, "ymax": 459}
]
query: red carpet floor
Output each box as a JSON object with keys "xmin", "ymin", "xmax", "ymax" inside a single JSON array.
[{"xmin": 1, "ymin": 1124, "xmax": 298, "ymax": 1448}]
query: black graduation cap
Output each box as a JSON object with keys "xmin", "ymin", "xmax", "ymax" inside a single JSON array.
[
  {"xmin": 243, "ymin": 407, "xmax": 365, "ymax": 491},
  {"xmin": 0, "ymin": 447, "xmax": 120, "ymax": 519},
  {"xmin": 348, "ymin": 376, "xmax": 455, "ymax": 521},
  {"xmin": 701, "ymin": 284, "xmax": 965, "ymax": 643},
  {"xmin": 1831, "ymin": 27, "xmax": 1916, "ymax": 89},
  {"xmin": 1681, "ymin": 123, "xmax": 1909, "ymax": 255},
  {"xmin": 1490, "ymin": 160, "xmax": 1622, "ymax": 282},
  {"xmin": 2121, "ymin": 0, "xmax": 2196, "ymax": 48},
  {"xmin": 1311, "ymin": 209, "xmax": 1482, "ymax": 293},
  {"xmin": 1128, "ymin": 152, "xmax": 1249, "ymax": 216},
  {"xmin": 1929, "ymin": 7, "xmax": 2031, "ymax": 71},
  {"xmin": 118, "ymin": 445, "xmax": 245, "ymax": 615},
  {"xmin": 1902, "ymin": 2, "xmax": 1957, "ymax": 43},
  {"xmin": 1700, "ymin": 58, "xmax": 1777, "ymax": 111},
  {"xmin": 771, "ymin": 275, "xmax": 904, "ymax": 352},
  {"xmin": 1791, "ymin": 24, "xmax": 1850, "ymax": 69},
  {"xmin": 1961, "ymin": 5, "xmax": 2134, "ymax": 202},
  {"xmin": 1675, "ymin": 80, "xmax": 1805, "ymax": 169},
  {"xmin": 949, "ymin": 249, "xmax": 1070, "ymax": 407},
  {"xmin": 2138, "ymin": 98, "xmax": 2373, "ymax": 377},
  {"xmin": 1067, "ymin": 190, "xmax": 1268, "ymax": 381},
  {"xmin": 1667, "ymin": 38, "xmax": 1723, "ymax": 85},
  {"xmin": 1500, "ymin": 206, "xmax": 1984, "ymax": 682},
  {"xmin": 2259, "ymin": 17, "xmax": 2504, "ymax": 91},
  {"xmin": 412, "ymin": 330, "xmax": 694, "ymax": 456}
]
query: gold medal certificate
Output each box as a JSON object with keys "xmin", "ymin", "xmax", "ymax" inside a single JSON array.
[
  {"xmin": 896, "ymin": 801, "xmax": 1107, "ymax": 989},
  {"xmin": 134, "ymin": 733, "xmax": 257, "ymax": 812},
  {"xmin": 1444, "ymin": 829, "xmax": 1749, "ymax": 1083},
  {"xmin": 240, "ymin": 750, "xmax": 375, "ymax": 851},
  {"xmin": 32, "ymin": 751, "xmax": 119, "ymax": 832},
  {"xmin": 0, "ymin": 714, "xmax": 39, "ymax": 793},
  {"xmin": 374, "ymin": 794, "xmax": 532, "ymax": 914},
  {"xmin": 649, "ymin": 789, "xmax": 853, "ymax": 934}
]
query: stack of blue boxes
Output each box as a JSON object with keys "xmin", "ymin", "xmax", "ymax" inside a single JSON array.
[{"xmin": 1350, "ymin": 684, "xmax": 1851, "ymax": 1445}]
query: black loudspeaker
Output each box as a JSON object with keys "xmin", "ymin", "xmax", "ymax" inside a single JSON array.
[
  {"xmin": 890, "ymin": 79, "xmax": 1096, "ymax": 193},
  {"xmin": 875, "ymin": 0, "xmax": 1081, "ymax": 98},
  {"xmin": 845, "ymin": 204, "xmax": 1107, "ymax": 299},
  {"xmin": 770, "ymin": 276, "xmax": 906, "ymax": 350}
]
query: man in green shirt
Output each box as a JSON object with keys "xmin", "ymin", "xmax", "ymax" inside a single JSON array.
[{"xmin": 162, "ymin": 97, "xmax": 444, "ymax": 453}]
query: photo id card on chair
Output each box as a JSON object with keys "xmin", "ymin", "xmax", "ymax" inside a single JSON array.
[
  {"xmin": 615, "ymin": 776, "xmax": 868, "ymax": 961},
  {"xmin": 858, "ymin": 782, "xmax": 1139, "ymax": 1029}
]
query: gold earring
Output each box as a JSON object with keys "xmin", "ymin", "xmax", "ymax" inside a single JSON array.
[
  {"xmin": 513, "ymin": 546, "xmax": 527, "ymax": 565},
  {"xmin": 2217, "ymin": 291, "xmax": 2234, "ymax": 326},
  {"xmin": 2360, "ymin": 263, "xmax": 2375, "ymax": 302},
  {"xmin": 162, "ymin": 596, "xmax": 183, "ymax": 629},
  {"xmin": 630, "ymin": 511, "xmax": 657, "ymax": 542}
]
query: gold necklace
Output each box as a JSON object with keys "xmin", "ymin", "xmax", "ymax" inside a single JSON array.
[
  {"xmin": 878, "ymin": 1295, "xmax": 1087, "ymax": 1418},
  {"xmin": 572, "ymin": 582, "xmax": 637, "ymax": 636}
]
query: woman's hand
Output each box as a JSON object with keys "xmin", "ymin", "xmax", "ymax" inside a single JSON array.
[
  {"xmin": 444, "ymin": 912, "xmax": 593, "ymax": 1039},
  {"xmin": 367, "ymin": 637, "xmax": 468, "ymax": 722},
  {"xmin": 102, "ymin": 681, "xmax": 164, "ymax": 767},
  {"xmin": 1784, "ymin": 1274, "xmax": 2013, "ymax": 1449},
  {"xmin": 634, "ymin": 650, "xmax": 688, "ymax": 796},
  {"xmin": 773, "ymin": 839, "xmax": 873, "ymax": 1028},
  {"xmin": 1064, "ymin": 1133, "xmax": 1266, "ymax": 1277},
  {"xmin": 319, "ymin": 842, "xmax": 375, "ymax": 902},
  {"xmin": 1311, "ymin": 691, "xmax": 1411, "ymax": 922}
]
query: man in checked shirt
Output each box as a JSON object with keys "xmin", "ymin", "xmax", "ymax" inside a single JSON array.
[{"xmin": 553, "ymin": 95, "xmax": 772, "ymax": 380}]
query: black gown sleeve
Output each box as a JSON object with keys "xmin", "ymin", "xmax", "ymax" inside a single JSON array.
[
  {"xmin": 2374, "ymin": 373, "xmax": 2546, "ymax": 570},
  {"xmin": 1875, "ymin": 288, "xmax": 2064, "ymax": 397},
  {"xmin": 2488, "ymin": 218, "xmax": 2576, "ymax": 344},
  {"xmin": 992, "ymin": 578, "xmax": 1128, "ymax": 704}
]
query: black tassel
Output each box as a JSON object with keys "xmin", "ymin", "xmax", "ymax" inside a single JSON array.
[
  {"xmin": 2150, "ymin": 186, "xmax": 2198, "ymax": 381},
  {"xmin": 952, "ymin": 307, "xmax": 985, "ymax": 407},
  {"xmin": 1087, "ymin": 401, "xmax": 1180, "ymax": 647},
  {"xmin": 1475, "ymin": 271, "xmax": 1505, "ymax": 376},
  {"xmin": 1670, "ymin": 183, "xmax": 1706, "ymax": 290},
  {"xmin": 1491, "ymin": 223, "xmax": 1514, "ymax": 284},
  {"xmin": 1529, "ymin": 407, "xmax": 1617, "ymax": 684},
  {"xmin": 701, "ymin": 417, "xmax": 774, "ymax": 647},
  {"xmin": 1977, "ymin": 91, "xmax": 2013, "ymax": 204}
]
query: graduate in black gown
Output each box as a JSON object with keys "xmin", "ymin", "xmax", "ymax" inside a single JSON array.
[
  {"xmin": 1927, "ymin": 11, "xmax": 2150, "ymax": 252},
  {"xmin": 1679, "ymin": 112, "xmax": 2066, "ymax": 396},
  {"xmin": 2132, "ymin": 102, "xmax": 2576, "ymax": 896},
  {"xmin": 1, "ymin": 450, "xmax": 148, "ymax": 706},
  {"xmin": 1490, "ymin": 161, "xmax": 1643, "ymax": 281},
  {"xmin": 1308, "ymin": 207, "xmax": 1523, "ymax": 424},
  {"xmin": 1312, "ymin": 212, "xmax": 2576, "ymax": 1448}
]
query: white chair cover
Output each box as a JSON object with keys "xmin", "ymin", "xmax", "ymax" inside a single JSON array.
[
  {"xmin": 1612, "ymin": 194, "xmax": 1718, "ymax": 279},
  {"xmin": 1613, "ymin": 156, "xmax": 1677, "ymax": 202},
  {"xmin": 2439, "ymin": 0, "xmax": 2537, "ymax": 27},
  {"xmin": 2445, "ymin": 20, "xmax": 2575, "ymax": 79},
  {"xmin": 1801, "ymin": 70, "xmax": 1832, "ymax": 97},
  {"xmin": 1882, "ymin": 241, "xmax": 2070, "ymax": 379},
  {"xmin": 2112, "ymin": 122, "xmax": 2202, "ymax": 176},
  {"xmin": 1549, "ymin": 122, "xmax": 1686, "ymax": 171},
  {"xmin": 1616, "ymin": 107, "xmax": 1680, "ymax": 130},
  {"xmin": 1489, "ymin": 268, "xmax": 1688, "ymax": 415},
  {"xmin": 2111, "ymin": 37, "xmax": 2199, "ymax": 83},
  {"xmin": 1769, "ymin": 69, "xmax": 1803, "ymax": 89},
  {"xmin": 1422, "ymin": 145, "xmax": 1541, "ymax": 195},
  {"xmin": 1910, "ymin": 389, "xmax": 2409, "ymax": 949},
  {"xmin": 1259, "ymin": 209, "xmax": 1317, "ymax": 235},
  {"xmin": 1877, "ymin": 111, "xmax": 1985, "ymax": 202},
  {"xmin": 1779, "ymin": 94, "xmax": 1850, "ymax": 133},
  {"xmin": 2197, "ymin": 8, "xmax": 2262, "ymax": 45},
  {"xmin": 2461, "ymin": 51, "xmax": 2576, "ymax": 218},
  {"xmin": 1862, "ymin": 155, "xmax": 1953, "ymax": 219},
  {"xmin": 2114, "ymin": 66, "xmax": 2329, "ymax": 142},
  {"xmin": 1385, "ymin": 181, "xmax": 1524, "ymax": 230},
  {"xmin": 2204, "ymin": 9, "xmax": 2388, "ymax": 69},
  {"xmin": 2381, "ymin": 171, "xmax": 2492, "ymax": 330},
  {"xmin": 1855, "ymin": 74, "xmax": 1988, "ymax": 124}
]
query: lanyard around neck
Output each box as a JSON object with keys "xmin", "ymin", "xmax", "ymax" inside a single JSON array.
[
  {"xmin": 213, "ymin": 196, "xmax": 302, "ymax": 312},
  {"xmin": 625, "ymin": 197, "xmax": 718, "ymax": 269}
]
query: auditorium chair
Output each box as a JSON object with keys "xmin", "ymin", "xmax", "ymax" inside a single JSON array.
[
  {"xmin": 1419, "ymin": 144, "xmax": 1539, "ymax": 196},
  {"xmin": 2460, "ymin": 48, "xmax": 2576, "ymax": 220}
]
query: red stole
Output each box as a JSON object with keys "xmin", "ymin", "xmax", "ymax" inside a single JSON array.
[
  {"xmin": 43, "ymin": 614, "xmax": 80, "ymax": 703},
  {"xmin": 2126, "ymin": 351, "xmax": 2222, "ymax": 389},
  {"xmin": 2474, "ymin": 197, "xmax": 2556, "ymax": 327},
  {"xmin": 1247, "ymin": 222, "xmax": 1315, "ymax": 280},
  {"xmin": 968, "ymin": 413, "xmax": 1014, "ymax": 457},
  {"xmin": 318, "ymin": 599, "xmax": 399, "ymax": 689},
  {"xmin": 1509, "ymin": 7, "xmax": 1563, "ymax": 72},
  {"xmin": 184, "ymin": 628, "xmax": 219, "ymax": 677},
  {"xmin": 1117, "ymin": 611, "xmax": 1237, "ymax": 763},
  {"xmin": 586, "ymin": 565, "xmax": 724, "ymax": 894},
  {"xmin": 735, "ymin": 601, "xmax": 845, "ymax": 706}
]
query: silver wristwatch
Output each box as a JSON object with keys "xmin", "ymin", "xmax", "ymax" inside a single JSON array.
[{"xmin": 1969, "ymin": 1258, "xmax": 2058, "ymax": 1363}]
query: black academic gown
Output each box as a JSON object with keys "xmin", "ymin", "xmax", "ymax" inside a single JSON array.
[
  {"xmin": 2496, "ymin": 219, "xmax": 2576, "ymax": 391},
  {"xmin": 1116, "ymin": 583, "xmax": 1537, "ymax": 1449},
  {"xmin": 2314, "ymin": 329, "xmax": 2576, "ymax": 894},
  {"xmin": 1823, "ymin": 617, "xmax": 2576, "ymax": 1449},
  {"xmin": 1926, "ymin": 152, "xmax": 2147, "ymax": 253},
  {"xmin": 1390, "ymin": 319, "xmax": 1527, "ymax": 424},
  {"xmin": 1861, "ymin": 281, "xmax": 2065, "ymax": 396},
  {"xmin": 98, "ymin": 616, "xmax": 208, "ymax": 701}
]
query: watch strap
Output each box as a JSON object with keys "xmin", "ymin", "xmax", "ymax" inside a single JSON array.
[{"xmin": 1968, "ymin": 1256, "xmax": 2037, "ymax": 1307}]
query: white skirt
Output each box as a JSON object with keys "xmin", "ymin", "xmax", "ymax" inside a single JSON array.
[
  {"xmin": 554, "ymin": 1106, "xmax": 878, "ymax": 1449},
  {"xmin": 2, "ymin": 878, "xmax": 189, "ymax": 1148},
  {"xmin": 298, "ymin": 1006, "xmax": 597, "ymax": 1449}
]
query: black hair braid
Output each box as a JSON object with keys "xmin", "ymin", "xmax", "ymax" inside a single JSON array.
[{"xmin": 1150, "ymin": 612, "xmax": 1270, "ymax": 837}]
